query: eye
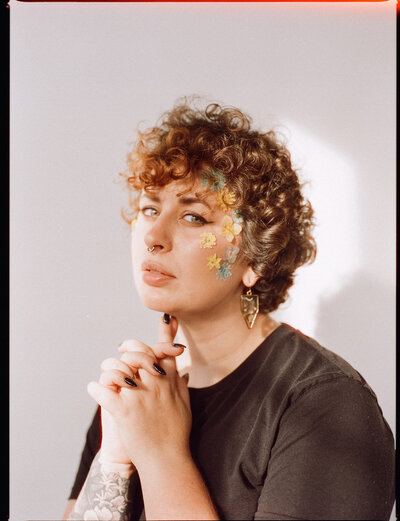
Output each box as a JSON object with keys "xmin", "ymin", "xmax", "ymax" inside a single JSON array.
[
  {"xmin": 140, "ymin": 207, "xmax": 159, "ymax": 217},
  {"xmin": 183, "ymin": 213, "xmax": 209, "ymax": 225}
]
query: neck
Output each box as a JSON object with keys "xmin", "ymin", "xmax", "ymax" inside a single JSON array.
[{"xmin": 174, "ymin": 305, "xmax": 280, "ymax": 388}]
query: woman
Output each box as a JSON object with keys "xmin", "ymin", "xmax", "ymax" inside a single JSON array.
[{"xmin": 63, "ymin": 99, "xmax": 395, "ymax": 520}]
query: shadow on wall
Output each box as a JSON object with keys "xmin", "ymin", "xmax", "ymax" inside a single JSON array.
[{"xmin": 314, "ymin": 269, "xmax": 395, "ymax": 431}]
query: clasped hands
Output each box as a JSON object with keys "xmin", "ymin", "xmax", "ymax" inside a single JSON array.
[{"xmin": 87, "ymin": 315, "xmax": 192, "ymax": 473}]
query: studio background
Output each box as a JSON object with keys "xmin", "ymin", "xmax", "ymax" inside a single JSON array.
[{"xmin": 10, "ymin": 2, "xmax": 396, "ymax": 520}]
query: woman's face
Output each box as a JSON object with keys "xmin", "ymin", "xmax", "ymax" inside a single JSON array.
[{"xmin": 130, "ymin": 178, "xmax": 249, "ymax": 318}]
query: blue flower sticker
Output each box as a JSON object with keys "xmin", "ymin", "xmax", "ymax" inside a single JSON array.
[
  {"xmin": 200, "ymin": 173, "xmax": 209, "ymax": 187},
  {"xmin": 223, "ymin": 245, "xmax": 240, "ymax": 264},
  {"xmin": 216, "ymin": 262, "xmax": 232, "ymax": 281},
  {"xmin": 232, "ymin": 209, "xmax": 244, "ymax": 223},
  {"xmin": 201, "ymin": 168, "xmax": 226, "ymax": 192}
]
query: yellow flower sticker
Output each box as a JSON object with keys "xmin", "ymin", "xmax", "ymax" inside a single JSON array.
[
  {"xmin": 220, "ymin": 215, "xmax": 242, "ymax": 242},
  {"xmin": 207, "ymin": 253, "xmax": 222, "ymax": 270},
  {"xmin": 200, "ymin": 232, "xmax": 217, "ymax": 249},
  {"xmin": 216, "ymin": 188, "xmax": 236, "ymax": 212}
]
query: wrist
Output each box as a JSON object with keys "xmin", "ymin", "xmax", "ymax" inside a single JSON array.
[
  {"xmin": 138, "ymin": 451, "xmax": 219, "ymax": 520},
  {"xmin": 135, "ymin": 446, "xmax": 193, "ymax": 478},
  {"xmin": 98, "ymin": 450, "xmax": 135, "ymax": 477}
]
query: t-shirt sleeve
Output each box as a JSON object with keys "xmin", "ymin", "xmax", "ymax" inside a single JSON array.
[
  {"xmin": 68, "ymin": 406, "xmax": 102, "ymax": 500},
  {"xmin": 254, "ymin": 377, "xmax": 395, "ymax": 521}
]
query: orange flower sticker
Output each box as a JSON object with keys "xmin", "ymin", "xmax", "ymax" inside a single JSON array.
[
  {"xmin": 200, "ymin": 232, "xmax": 217, "ymax": 249},
  {"xmin": 207, "ymin": 253, "xmax": 222, "ymax": 270},
  {"xmin": 220, "ymin": 215, "xmax": 242, "ymax": 242},
  {"xmin": 216, "ymin": 188, "xmax": 236, "ymax": 212}
]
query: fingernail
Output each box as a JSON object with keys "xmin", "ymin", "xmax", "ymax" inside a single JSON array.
[
  {"xmin": 153, "ymin": 363, "xmax": 167, "ymax": 376},
  {"xmin": 182, "ymin": 373, "xmax": 189, "ymax": 383},
  {"xmin": 162, "ymin": 313, "xmax": 171, "ymax": 324},
  {"xmin": 124, "ymin": 377, "xmax": 137, "ymax": 387},
  {"xmin": 173, "ymin": 343, "xmax": 186, "ymax": 349}
]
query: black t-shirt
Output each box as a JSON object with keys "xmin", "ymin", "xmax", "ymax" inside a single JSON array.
[{"xmin": 69, "ymin": 324, "xmax": 395, "ymax": 520}]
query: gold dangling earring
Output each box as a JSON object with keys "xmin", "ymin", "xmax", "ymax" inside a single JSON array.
[{"xmin": 240, "ymin": 286, "xmax": 259, "ymax": 329}]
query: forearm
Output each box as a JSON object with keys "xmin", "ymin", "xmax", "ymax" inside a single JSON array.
[
  {"xmin": 67, "ymin": 451, "xmax": 135, "ymax": 521},
  {"xmin": 138, "ymin": 452, "xmax": 220, "ymax": 520}
]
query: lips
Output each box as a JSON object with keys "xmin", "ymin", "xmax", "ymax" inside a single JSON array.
[{"xmin": 141, "ymin": 261, "xmax": 175, "ymax": 278}]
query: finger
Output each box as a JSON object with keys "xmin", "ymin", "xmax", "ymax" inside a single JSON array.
[
  {"xmin": 99, "ymin": 369, "xmax": 138, "ymax": 389},
  {"xmin": 87, "ymin": 381, "xmax": 121, "ymax": 413},
  {"xmin": 101, "ymin": 358, "xmax": 136, "ymax": 378},
  {"xmin": 120, "ymin": 351, "xmax": 168, "ymax": 377},
  {"xmin": 158, "ymin": 314, "xmax": 178, "ymax": 344},
  {"xmin": 138, "ymin": 355, "xmax": 176, "ymax": 383},
  {"xmin": 154, "ymin": 315, "xmax": 181, "ymax": 376},
  {"xmin": 150, "ymin": 341, "xmax": 186, "ymax": 358},
  {"xmin": 118, "ymin": 338, "xmax": 156, "ymax": 356},
  {"xmin": 175, "ymin": 373, "xmax": 191, "ymax": 409},
  {"xmin": 119, "ymin": 337, "xmax": 185, "ymax": 359},
  {"xmin": 137, "ymin": 355, "xmax": 176, "ymax": 385},
  {"xmin": 162, "ymin": 355, "xmax": 178, "ymax": 379}
]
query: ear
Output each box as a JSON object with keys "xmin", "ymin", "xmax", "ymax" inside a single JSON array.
[{"xmin": 241, "ymin": 265, "xmax": 259, "ymax": 288}]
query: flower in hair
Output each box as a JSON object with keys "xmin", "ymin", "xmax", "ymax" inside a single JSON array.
[
  {"xmin": 200, "ymin": 232, "xmax": 217, "ymax": 249},
  {"xmin": 201, "ymin": 168, "xmax": 226, "ymax": 192},
  {"xmin": 223, "ymin": 245, "xmax": 240, "ymax": 264},
  {"xmin": 216, "ymin": 188, "xmax": 236, "ymax": 212},
  {"xmin": 220, "ymin": 215, "xmax": 242, "ymax": 242},
  {"xmin": 232, "ymin": 209, "xmax": 244, "ymax": 223},
  {"xmin": 216, "ymin": 262, "xmax": 232, "ymax": 281},
  {"xmin": 200, "ymin": 174, "xmax": 208, "ymax": 188},
  {"xmin": 130, "ymin": 216, "xmax": 139, "ymax": 231},
  {"xmin": 206, "ymin": 253, "xmax": 222, "ymax": 270}
]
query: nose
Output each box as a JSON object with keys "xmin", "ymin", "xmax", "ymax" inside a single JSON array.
[{"xmin": 144, "ymin": 214, "xmax": 173, "ymax": 253}]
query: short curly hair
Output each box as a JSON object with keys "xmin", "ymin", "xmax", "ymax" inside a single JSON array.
[{"xmin": 121, "ymin": 97, "xmax": 316, "ymax": 314}]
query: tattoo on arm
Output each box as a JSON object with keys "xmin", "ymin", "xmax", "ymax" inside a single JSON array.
[{"xmin": 67, "ymin": 452, "xmax": 133, "ymax": 521}]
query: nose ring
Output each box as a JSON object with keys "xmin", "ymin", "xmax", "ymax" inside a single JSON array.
[{"xmin": 147, "ymin": 246, "xmax": 156, "ymax": 253}]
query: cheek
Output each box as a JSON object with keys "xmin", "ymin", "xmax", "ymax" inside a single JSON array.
[
  {"xmin": 187, "ymin": 232, "xmax": 240, "ymax": 284},
  {"xmin": 181, "ymin": 240, "xmax": 212, "ymax": 274},
  {"xmin": 130, "ymin": 233, "xmax": 140, "ymax": 263},
  {"xmin": 130, "ymin": 225, "xmax": 147, "ymax": 271}
]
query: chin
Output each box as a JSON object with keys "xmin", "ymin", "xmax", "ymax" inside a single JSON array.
[
  {"xmin": 136, "ymin": 287, "xmax": 176, "ymax": 315},
  {"xmin": 143, "ymin": 300, "xmax": 172, "ymax": 314}
]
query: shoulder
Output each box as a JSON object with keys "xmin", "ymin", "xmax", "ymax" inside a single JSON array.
[
  {"xmin": 274, "ymin": 325, "xmax": 393, "ymax": 437},
  {"xmin": 282, "ymin": 375, "xmax": 393, "ymax": 444},
  {"xmin": 262, "ymin": 323, "xmax": 373, "ymax": 396},
  {"xmin": 248, "ymin": 327, "xmax": 395, "ymax": 520},
  {"xmin": 258, "ymin": 373, "xmax": 395, "ymax": 521},
  {"xmin": 253, "ymin": 324, "xmax": 393, "ymax": 433}
]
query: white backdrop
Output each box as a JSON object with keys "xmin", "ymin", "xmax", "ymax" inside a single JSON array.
[{"xmin": 10, "ymin": 2, "xmax": 396, "ymax": 520}]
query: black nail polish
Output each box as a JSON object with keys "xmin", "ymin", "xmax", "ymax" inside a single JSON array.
[
  {"xmin": 182, "ymin": 373, "xmax": 189, "ymax": 383},
  {"xmin": 124, "ymin": 377, "xmax": 137, "ymax": 387},
  {"xmin": 162, "ymin": 313, "xmax": 171, "ymax": 324},
  {"xmin": 153, "ymin": 363, "xmax": 167, "ymax": 375},
  {"xmin": 173, "ymin": 343, "xmax": 186, "ymax": 349}
]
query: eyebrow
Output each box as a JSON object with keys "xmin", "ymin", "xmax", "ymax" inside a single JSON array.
[{"xmin": 141, "ymin": 192, "xmax": 212, "ymax": 210}]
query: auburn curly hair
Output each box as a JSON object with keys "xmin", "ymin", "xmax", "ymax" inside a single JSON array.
[{"xmin": 121, "ymin": 97, "xmax": 316, "ymax": 314}]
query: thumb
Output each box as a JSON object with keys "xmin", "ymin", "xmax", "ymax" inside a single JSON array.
[
  {"xmin": 157, "ymin": 314, "xmax": 179, "ymax": 375},
  {"xmin": 158, "ymin": 313, "xmax": 178, "ymax": 344},
  {"xmin": 176, "ymin": 373, "xmax": 190, "ymax": 409}
]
